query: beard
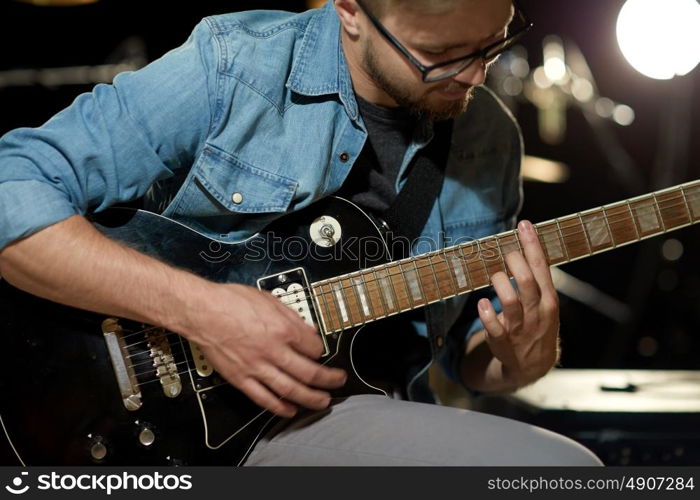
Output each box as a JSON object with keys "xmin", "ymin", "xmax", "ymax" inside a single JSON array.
[{"xmin": 363, "ymin": 42, "xmax": 474, "ymax": 121}]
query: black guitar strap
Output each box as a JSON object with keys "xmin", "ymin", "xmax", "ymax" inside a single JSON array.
[{"xmin": 381, "ymin": 119, "xmax": 454, "ymax": 259}]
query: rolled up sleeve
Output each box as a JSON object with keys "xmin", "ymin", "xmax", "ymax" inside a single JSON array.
[{"xmin": 0, "ymin": 18, "xmax": 219, "ymax": 250}]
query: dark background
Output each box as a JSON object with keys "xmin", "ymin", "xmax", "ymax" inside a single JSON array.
[{"xmin": 1, "ymin": 0, "xmax": 698, "ymax": 412}]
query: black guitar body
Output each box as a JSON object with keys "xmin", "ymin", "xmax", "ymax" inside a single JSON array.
[{"xmin": 0, "ymin": 197, "xmax": 391, "ymax": 465}]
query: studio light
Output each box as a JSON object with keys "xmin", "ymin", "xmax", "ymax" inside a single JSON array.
[{"xmin": 616, "ymin": 0, "xmax": 700, "ymax": 80}]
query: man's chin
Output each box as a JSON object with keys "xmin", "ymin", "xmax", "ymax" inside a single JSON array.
[{"xmin": 419, "ymin": 91, "xmax": 473, "ymax": 121}]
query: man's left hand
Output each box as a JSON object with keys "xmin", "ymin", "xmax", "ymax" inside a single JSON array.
[{"xmin": 476, "ymin": 220, "xmax": 560, "ymax": 389}]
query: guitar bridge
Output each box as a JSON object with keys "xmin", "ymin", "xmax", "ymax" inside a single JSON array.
[
  {"xmin": 102, "ymin": 318, "xmax": 143, "ymax": 411},
  {"xmin": 147, "ymin": 328, "xmax": 182, "ymax": 399}
]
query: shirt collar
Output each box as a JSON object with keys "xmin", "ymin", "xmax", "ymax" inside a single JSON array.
[{"xmin": 287, "ymin": 1, "xmax": 360, "ymax": 122}]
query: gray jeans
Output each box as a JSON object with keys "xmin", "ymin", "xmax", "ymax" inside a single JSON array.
[{"xmin": 244, "ymin": 395, "xmax": 603, "ymax": 466}]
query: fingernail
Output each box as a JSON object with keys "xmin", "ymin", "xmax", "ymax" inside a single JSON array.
[
  {"xmin": 478, "ymin": 299, "xmax": 489, "ymax": 313},
  {"xmin": 518, "ymin": 220, "xmax": 531, "ymax": 234}
]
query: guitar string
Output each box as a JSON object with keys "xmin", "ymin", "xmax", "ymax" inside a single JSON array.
[
  {"xmin": 127, "ymin": 340, "xmax": 189, "ymax": 370},
  {"xmin": 123, "ymin": 331, "xmax": 188, "ymax": 357},
  {"xmin": 121, "ymin": 329, "xmax": 182, "ymax": 351},
  {"xmin": 305, "ymin": 196, "xmax": 699, "ymax": 328},
  {"xmin": 271, "ymin": 193, "xmax": 700, "ymax": 302},
  {"xmin": 132, "ymin": 360, "xmax": 196, "ymax": 386},
  {"xmin": 125, "ymin": 334, "xmax": 204, "ymax": 381},
  {"xmin": 123, "ymin": 196, "xmax": 700, "ymax": 381},
  {"xmin": 115, "ymin": 193, "xmax": 699, "ymax": 342},
  {"xmin": 309, "ymin": 195, "xmax": 697, "ymax": 297}
]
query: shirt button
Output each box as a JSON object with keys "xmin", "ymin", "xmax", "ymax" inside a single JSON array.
[
  {"xmin": 231, "ymin": 192, "xmax": 244, "ymax": 205},
  {"xmin": 436, "ymin": 336, "xmax": 444, "ymax": 348},
  {"xmin": 339, "ymin": 152, "xmax": 350, "ymax": 163}
]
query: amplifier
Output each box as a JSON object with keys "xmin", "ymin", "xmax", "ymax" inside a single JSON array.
[{"xmin": 472, "ymin": 369, "xmax": 700, "ymax": 465}]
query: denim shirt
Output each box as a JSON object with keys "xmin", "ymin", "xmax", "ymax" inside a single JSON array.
[{"xmin": 0, "ymin": 2, "xmax": 522, "ymax": 401}]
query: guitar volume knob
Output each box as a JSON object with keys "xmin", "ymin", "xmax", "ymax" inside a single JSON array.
[
  {"xmin": 87, "ymin": 435, "xmax": 108, "ymax": 462},
  {"xmin": 139, "ymin": 427, "xmax": 156, "ymax": 447}
]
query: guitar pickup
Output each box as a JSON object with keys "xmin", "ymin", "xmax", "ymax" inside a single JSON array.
[
  {"xmin": 257, "ymin": 268, "xmax": 329, "ymax": 357},
  {"xmin": 188, "ymin": 341, "xmax": 213, "ymax": 377}
]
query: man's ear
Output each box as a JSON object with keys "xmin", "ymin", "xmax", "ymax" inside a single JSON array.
[{"xmin": 334, "ymin": 0, "xmax": 361, "ymax": 38}]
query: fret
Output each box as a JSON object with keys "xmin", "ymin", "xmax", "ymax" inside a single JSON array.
[
  {"xmin": 313, "ymin": 284, "xmax": 335, "ymax": 333},
  {"xmin": 339, "ymin": 277, "xmax": 362, "ymax": 325},
  {"xmin": 370, "ymin": 269, "xmax": 389, "ymax": 318},
  {"xmin": 410, "ymin": 260, "xmax": 428, "ymax": 304},
  {"xmin": 496, "ymin": 231, "xmax": 521, "ymax": 276},
  {"xmin": 605, "ymin": 203, "xmax": 638, "ymax": 246},
  {"xmin": 498, "ymin": 231, "xmax": 522, "ymax": 256},
  {"xmin": 364, "ymin": 270, "xmax": 385, "ymax": 319},
  {"xmin": 494, "ymin": 236, "xmax": 509, "ymax": 276},
  {"xmin": 624, "ymin": 200, "xmax": 642, "ymax": 240},
  {"xmin": 462, "ymin": 242, "xmax": 489, "ymax": 289},
  {"xmin": 684, "ymin": 185, "xmax": 700, "ymax": 220},
  {"xmin": 630, "ymin": 197, "xmax": 662, "ymax": 236},
  {"xmin": 391, "ymin": 262, "xmax": 414, "ymax": 310},
  {"xmin": 352, "ymin": 275, "xmax": 372, "ymax": 320},
  {"xmin": 581, "ymin": 209, "xmax": 613, "ymax": 252},
  {"xmin": 427, "ymin": 255, "xmax": 442, "ymax": 294},
  {"xmin": 457, "ymin": 244, "xmax": 477, "ymax": 290},
  {"xmin": 397, "ymin": 261, "xmax": 419, "ymax": 307},
  {"xmin": 576, "ymin": 213, "xmax": 594, "ymax": 254},
  {"xmin": 448, "ymin": 249, "xmax": 470, "ymax": 291},
  {"xmin": 327, "ymin": 283, "xmax": 346, "ymax": 332},
  {"xmin": 434, "ymin": 251, "xmax": 459, "ymax": 297},
  {"xmin": 679, "ymin": 187, "xmax": 694, "ymax": 222},
  {"xmin": 554, "ymin": 219, "xmax": 570, "ymax": 262},
  {"xmin": 475, "ymin": 239, "xmax": 491, "ymax": 282},
  {"xmin": 514, "ymin": 230, "xmax": 524, "ymax": 253},
  {"xmin": 417, "ymin": 256, "xmax": 441, "ymax": 302},
  {"xmin": 557, "ymin": 216, "xmax": 589, "ymax": 259},
  {"xmin": 655, "ymin": 189, "xmax": 692, "ymax": 229},
  {"xmin": 536, "ymin": 222, "xmax": 566, "ymax": 265},
  {"xmin": 331, "ymin": 281, "xmax": 350, "ymax": 326},
  {"xmin": 377, "ymin": 266, "xmax": 399, "ymax": 313},
  {"xmin": 651, "ymin": 194, "xmax": 667, "ymax": 232},
  {"xmin": 480, "ymin": 238, "xmax": 506, "ymax": 278},
  {"xmin": 601, "ymin": 207, "xmax": 616, "ymax": 249}
]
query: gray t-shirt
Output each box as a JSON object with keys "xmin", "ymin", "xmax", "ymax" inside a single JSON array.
[{"xmin": 338, "ymin": 95, "xmax": 418, "ymax": 215}]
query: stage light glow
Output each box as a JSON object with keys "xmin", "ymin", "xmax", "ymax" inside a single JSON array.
[
  {"xmin": 617, "ymin": 0, "xmax": 700, "ymax": 80},
  {"xmin": 543, "ymin": 36, "xmax": 568, "ymax": 83},
  {"xmin": 595, "ymin": 98, "xmax": 615, "ymax": 118},
  {"xmin": 613, "ymin": 105, "xmax": 635, "ymax": 126},
  {"xmin": 533, "ymin": 67, "xmax": 552, "ymax": 89},
  {"xmin": 571, "ymin": 78, "xmax": 594, "ymax": 103}
]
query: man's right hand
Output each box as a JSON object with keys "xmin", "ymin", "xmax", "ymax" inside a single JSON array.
[{"xmin": 179, "ymin": 282, "xmax": 347, "ymax": 418}]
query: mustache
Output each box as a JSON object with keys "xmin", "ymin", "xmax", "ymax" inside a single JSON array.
[{"xmin": 441, "ymin": 82, "xmax": 472, "ymax": 93}]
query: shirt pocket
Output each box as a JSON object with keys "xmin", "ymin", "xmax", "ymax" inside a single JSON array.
[{"xmin": 163, "ymin": 146, "xmax": 298, "ymax": 240}]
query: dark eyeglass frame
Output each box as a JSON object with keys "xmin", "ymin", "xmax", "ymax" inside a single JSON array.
[{"xmin": 355, "ymin": 0, "xmax": 533, "ymax": 83}]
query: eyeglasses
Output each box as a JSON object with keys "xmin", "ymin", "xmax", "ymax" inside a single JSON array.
[{"xmin": 355, "ymin": 0, "xmax": 533, "ymax": 83}]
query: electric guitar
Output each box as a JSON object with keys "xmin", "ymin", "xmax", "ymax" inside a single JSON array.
[{"xmin": 1, "ymin": 180, "xmax": 699, "ymax": 465}]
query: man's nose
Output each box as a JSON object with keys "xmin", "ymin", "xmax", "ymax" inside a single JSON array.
[{"xmin": 451, "ymin": 58, "xmax": 487, "ymax": 86}]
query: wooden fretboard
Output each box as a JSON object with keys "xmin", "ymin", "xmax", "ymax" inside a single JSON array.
[{"xmin": 311, "ymin": 180, "xmax": 700, "ymax": 334}]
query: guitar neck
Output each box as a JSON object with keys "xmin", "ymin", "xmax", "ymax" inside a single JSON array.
[{"xmin": 311, "ymin": 180, "xmax": 700, "ymax": 334}]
